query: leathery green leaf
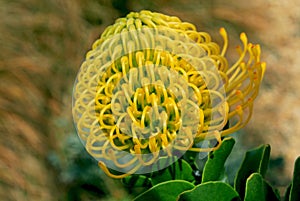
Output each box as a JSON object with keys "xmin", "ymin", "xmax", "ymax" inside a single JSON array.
[
  {"xmin": 244, "ymin": 173, "xmax": 280, "ymax": 201},
  {"xmin": 202, "ymin": 137, "xmax": 235, "ymax": 183},
  {"xmin": 289, "ymin": 157, "xmax": 300, "ymax": 201},
  {"xmin": 133, "ymin": 180, "xmax": 194, "ymax": 201},
  {"xmin": 178, "ymin": 181, "xmax": 240, "ymax": 201},
  {"xmin": 234, "ymin": 144, "xmax": 270, "ymax": 199},
  {"xmin": 151, "ymin": 158, "xmax": 194, "ymax": 186}
]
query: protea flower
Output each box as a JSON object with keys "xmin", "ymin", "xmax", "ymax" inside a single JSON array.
[{"xmin": 72, "ymin": 10, "xmax": 265, "ymax": 178}]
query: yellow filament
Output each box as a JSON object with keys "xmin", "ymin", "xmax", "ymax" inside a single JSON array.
[
  {"xmin": 227, "ymin": 33, "xmax": 248, "ymax": 76},
  {"xmin": 99, "ymin": 161, "xmax": 142, "ymax": 179},
  {"xmin": 219, "ymin": 28, "xmax": 228, "ymax": 57}
]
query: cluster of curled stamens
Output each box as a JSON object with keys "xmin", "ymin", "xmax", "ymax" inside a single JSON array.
[{"xmin": 72, "ymin": 10, "xmax": 265, "ymax": 178}]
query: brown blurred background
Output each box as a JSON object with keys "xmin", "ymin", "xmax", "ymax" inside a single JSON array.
[{"xmin": 1, "ymin": 0, "xmax": 300, "ymax": 200}]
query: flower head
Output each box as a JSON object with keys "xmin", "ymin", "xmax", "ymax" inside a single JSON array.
[{"xmin": 72, "ymin": 10, "xmax": 265, "ymax": 178}]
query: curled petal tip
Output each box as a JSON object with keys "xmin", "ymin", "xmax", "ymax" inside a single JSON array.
[
  {"xmin": 240, "ymin": 32, "xmax": 248, "ymax": 44},
  {"xmin": 220, "ymin": 27, "xmax": 228, "ymax": 56},
  {"xmin": 261, "ymin": 62, "xmax": 266, "ymax": 79},
  {"xmin": 219, "ymin": 27, "xmax": 226, "ymax": 35},
  {"xmin": 236, "ymin": 105, "xmax": 243, "ymax": 115}
]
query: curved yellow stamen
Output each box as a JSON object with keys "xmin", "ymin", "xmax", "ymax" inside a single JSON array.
[{"xmin": 99, "ymin": 161, "xmax": 142, "ymax": 179}]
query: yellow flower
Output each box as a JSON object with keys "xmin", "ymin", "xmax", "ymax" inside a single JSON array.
[{"xmin": 72, "ymin": 10, "xmax": 265, "ymax": 178}]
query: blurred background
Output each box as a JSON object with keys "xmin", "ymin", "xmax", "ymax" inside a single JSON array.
[{"xmin": 1, "ymin": 0, "xmax": 300, "ymax": 200}]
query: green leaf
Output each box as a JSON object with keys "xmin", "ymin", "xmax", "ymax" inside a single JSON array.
[
  {"xmin": 284, "ymin": 184, "xmax": 291, "ymax": 201},
  {"xmin": 244, "ymin": 173, "xmax": 280, "ymax": 201},
  {"xmin": 122, "ymin": 175, "xmax": 151, "ymax": 187},
  {"xmin": 202, "ymin": 137, "xmax": 235, "ymax": 183},
  {"xmin": 133, "ymin": 180, "xmax": 194, "ymax": 201},
  {"xmin": 177, "ymin": 181, "xmax": 240, "ymax": 201},
  {"xmin": 265, "ymin": 181, "xmax": 281, "ymax": 201},
  {"xmin": 234, "ymin": 144, "xmax": 270, "ymax": 199},
  {"xmin": 289, "ymin": 157, "xmax": 300, "ymax": 201},
  {"xmin": 150, "ymin": 158, "xmax": 194, "ymax": 186}
]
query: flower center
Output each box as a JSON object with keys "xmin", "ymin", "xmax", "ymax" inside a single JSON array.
[{"xmin": 95, "ymin": 50, "xmax": 202, "ymax": 155}]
